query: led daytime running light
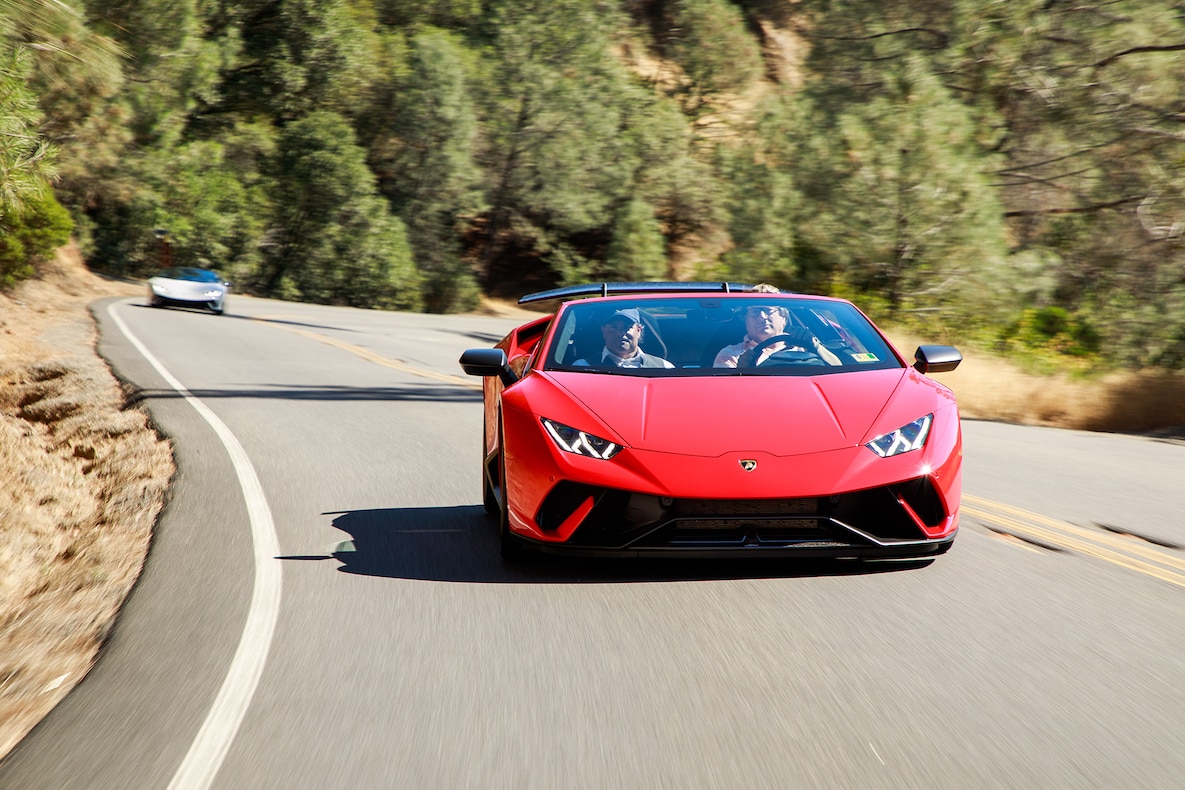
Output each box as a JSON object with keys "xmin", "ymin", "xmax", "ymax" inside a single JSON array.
[
  {"xmin": 866, "ymin": 414, "xmax": 933, "ymax": 458},
  {"xmin": 541, "ymin": 418, "xmax": 621, "ymax": 459}
]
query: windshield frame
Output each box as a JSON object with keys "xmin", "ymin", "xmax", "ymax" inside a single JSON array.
[{"xmin": 540, "ymin": 294, "xmax": 904, "ymax": 377}]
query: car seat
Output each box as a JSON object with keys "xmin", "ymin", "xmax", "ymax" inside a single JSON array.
[{"xmin": 701, "ymin": 316, "xmax": 746, "ymax": 367}]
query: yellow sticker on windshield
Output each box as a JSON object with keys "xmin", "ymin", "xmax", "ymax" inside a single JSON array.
[{"xmin": 852, "ymin": 353, "xmax": 879, "ymax": 362}]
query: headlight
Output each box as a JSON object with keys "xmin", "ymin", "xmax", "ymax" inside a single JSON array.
[
  {"xmin": 866, "ymin": 414, "xmax": 932, "ymax": 458},
  {"xmin": 541, "ymin": 418, "xmax": 622, "ymax": 459}
]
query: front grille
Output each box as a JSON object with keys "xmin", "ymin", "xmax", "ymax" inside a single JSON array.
[
  {"xmin": 672, "ymin": 518, "xmax": 819, "ymax": 531},
  {"xmin": 664, "ymin": 518, "xmax": 846, "ymax": 547},
  {"xmin": 658, "ymin": 513, "xmax": 840, "ymax": 547},
  {"xmin": 674, "ymin": 499, "xmax": 819, "ymax": 517},
  {"xmin": 541, "ymin": 477, "xmax": 948, "ymax": 550}
]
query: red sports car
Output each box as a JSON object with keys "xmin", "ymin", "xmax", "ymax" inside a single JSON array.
[{"xmin": 460, "ymin": 283, "xmax": 963, "ymax": 561}]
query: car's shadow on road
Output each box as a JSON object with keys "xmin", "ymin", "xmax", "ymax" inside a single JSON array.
[{"xmin": 287, "ymin": 505, "xmax": 934, "ymax": 583}]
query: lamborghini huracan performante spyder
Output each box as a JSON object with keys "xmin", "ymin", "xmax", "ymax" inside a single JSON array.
[
  {"xmin": 147, "ymin": 266, "xmax": 231, "ymax": 314},
  {"xmin": 459, "ymin": 283, "xmax": 963, "ymax": 561}
]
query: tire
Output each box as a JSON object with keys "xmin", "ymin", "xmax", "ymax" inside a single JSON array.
[
  {"xmin": 482, "ymin": 417, "xmax": 499, "ymax": 517},
  {"xmin": 496, "ymin": 422, "xmax": 525, "ymax": 563},
  {"xmin": 482, "ymin": 458, "xmax": 499, "ymax": 517}
]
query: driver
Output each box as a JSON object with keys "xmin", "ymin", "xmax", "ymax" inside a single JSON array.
[{"xmin": 713, "ymin": 288, "xmax": 841, "ymax": 368}]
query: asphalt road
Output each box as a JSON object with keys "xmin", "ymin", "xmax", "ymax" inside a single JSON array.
[{"xmin": 3, "ymin": 295, "xmax": 1184, "ymax": 789}]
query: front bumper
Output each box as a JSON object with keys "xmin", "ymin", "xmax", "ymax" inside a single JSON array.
[
  {"xmin": 148, "ymin": 284, "xmax": 226, "ymax": 310},
  {"xmin": 517, "ymin": 479, "xmax": 958, "ymax": 559}
]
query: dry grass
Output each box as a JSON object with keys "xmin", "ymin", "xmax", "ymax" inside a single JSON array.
[
  {"xmin": 891, "ymin": 332, "xmax": 1185, "ymax": 433},
  {"xmin": 2, "ymin": 251, "xmax": 1184, "ymax": 763},
  {"xmin": 0, "ymin": 245, "xmax": 173, "ymax": 760}
]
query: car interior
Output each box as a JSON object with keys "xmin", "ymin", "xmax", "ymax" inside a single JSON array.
[{"xmin": 548, "ymin": 298, "xmax": 900, "ymax": 373}]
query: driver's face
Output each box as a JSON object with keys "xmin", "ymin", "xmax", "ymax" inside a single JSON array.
[
  {"xmin": 745, "ymin": 306, "xmax": 787, "ymax": 341},
  {"xmin": 601, "ymin": 319, "xmax": 642, "ymax": 358}
]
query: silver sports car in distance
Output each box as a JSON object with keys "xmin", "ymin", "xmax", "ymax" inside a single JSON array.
[{"xmin": 147, "ymin": 267, "xmax": 230, "ymax": 314}]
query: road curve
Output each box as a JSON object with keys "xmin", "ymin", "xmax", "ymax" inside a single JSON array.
[{"xmin": 2, "ymin": 295, "xmax": 1184, "ymax": 789}]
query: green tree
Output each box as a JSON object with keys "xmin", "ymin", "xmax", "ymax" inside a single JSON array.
[
  {"xmin": 948, "ymin": 0, "xmax": 1185, "ymax": 365},
  {"xmin": 85, "ymin": 0, "xmax": 222, "ymax": 148},
  {"xmin": 264, "ymin": 111, "xmax": 421, "ymax": 309},
  {"xmin": 612, "ymin": 78, "xmax": 722, "ymax": 277},
  {"xmin": 663, "ymin": 0, "xmax": 764, "ymax": 119},
  {"xmin": 371, "ymin": 0, "xmax": 481, "ymax": 28},
  {"xmin": 479, "ymin": 0, "xmax": 637, "ymax": 283},
  {"xmin": 606, "ymin": 197, "xmax": 666, "ymax": 280},
  {"xmin": 794, "ymin": 0, "xmax": 1185, "ymax": 361},
  {"xmin": 83, "ymin": 120, "xmax": 278, "ymax": 278},
  {"xmin": 795, "ymin": 56, "xmax": 1009, "ymax": 325},
  {"xmin": 117, "ymin": 135, "xmax": 271, "ymax": 279},
  {"xmin": 0, "ymin": 45, "xmax": 56, "ymax": 216},
  {"xmin": 711, "ymin": 99, "xmax": 801, "ymax": 287},
  {"xmin": 0, "ymin": 191, "xmax": 72, "ymax": 287},
  {"xmin": 381, "ymin": 28, "xmax": 482, "ymax": 312},
  {"xmin": 207, "ymin": 0, "xmax": 377, "ymax": 124},
  {"xmin": 4, "ymin": 0, "xmax": 126, "ymax": 233},
  {"xmin": 0, "ymin": 36, "xmax": 71, "ymax": 288}
]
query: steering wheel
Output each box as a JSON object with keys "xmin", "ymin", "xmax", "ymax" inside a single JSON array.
[{"xmin": 738, "ymin": 333, "xmax": 821, "ymax": 368}]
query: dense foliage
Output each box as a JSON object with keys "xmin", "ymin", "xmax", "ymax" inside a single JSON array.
[{"xmin": 1, "ymin": 0, "xmax": 1183, "ymax": 369}]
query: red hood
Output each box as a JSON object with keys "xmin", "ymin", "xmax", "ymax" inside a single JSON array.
[{"xmin": 545, "ymin": 369, "xmax": 910, "ymax": 457}]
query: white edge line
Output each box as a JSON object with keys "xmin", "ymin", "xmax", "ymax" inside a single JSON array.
[{"xmin": 106, "ymin": 301, "xmax": 282, "ymax": 790}]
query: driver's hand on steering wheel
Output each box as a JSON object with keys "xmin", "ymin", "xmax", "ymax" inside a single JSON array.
[
  {"xmin": 783, "ymin": 326, "xmax": 816, "ymax": 350},
  {"xmin": 738, "ymin": 327, "xmax": 817, "ymax": 366},
  {"xmin": 741, "ymin": 326, "xmax": 843, "ymax": 367}
]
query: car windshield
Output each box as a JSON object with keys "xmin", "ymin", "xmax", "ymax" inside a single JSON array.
[
  {"xmin": 160, "ymin": 267, "xmax": 222, "ymax": 283},
  {"xmin": 542, "ymin": 296, "xmax": 902, "ymax": 376}
]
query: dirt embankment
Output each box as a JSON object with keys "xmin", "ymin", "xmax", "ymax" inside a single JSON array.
[
  {"xmin": 2, "ymin": 249, "xmax": 1184, "ymax": 762},
  {"xmin": 0, "ymin": 246, "xmax": 173, "ymax": 760}
]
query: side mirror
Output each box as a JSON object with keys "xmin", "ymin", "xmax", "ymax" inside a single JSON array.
[
  {"xmin": 914, "ymin": 345, "xmax": 962, "ymax": 374},
  {"xmin": 459, "ymin": 348, "xmax": 518, "ymax": 387}
]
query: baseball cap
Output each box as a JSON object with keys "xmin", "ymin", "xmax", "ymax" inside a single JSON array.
[{"xmin": 601, "ymin": 307, "xmax": 641, "ymax": 325}]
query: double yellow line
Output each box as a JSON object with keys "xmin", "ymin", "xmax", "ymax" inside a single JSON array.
[{"xmin": 963, "ymin": 494, "xmax": 1185, "ymax": 590}]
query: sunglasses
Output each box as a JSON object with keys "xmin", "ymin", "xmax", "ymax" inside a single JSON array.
[{"xmin": 746, "ymin": 307, "xmax": 781, "ymax": 318}]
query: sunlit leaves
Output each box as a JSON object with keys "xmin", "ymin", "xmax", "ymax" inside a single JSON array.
[
  {"xmin": 606, "ymin": 197, "xmax": 667, "ymax": 281},
  {"xmin": 0, "ymin": 46, "xmax": 56, "ymax": 215},
  {"xmin": 266, "ymin": 111, "xmax": 421, "ymax": 309}
]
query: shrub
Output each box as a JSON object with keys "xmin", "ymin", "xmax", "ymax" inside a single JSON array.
[{"xmin": 0, "ymin": 193, "xmax": 74, "ymax": 288}]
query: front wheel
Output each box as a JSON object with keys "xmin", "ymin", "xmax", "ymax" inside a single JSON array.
[
  {"xmin": 496, "ymin": 426, "xmax": 525, "ymax": 563},
  {"xmin": 482, "ymin": 457, "xmax": 498, "ymax": 517},
  {"xmin": 482, "ymin": 415, "xmax": 499, "ymax": 517}
]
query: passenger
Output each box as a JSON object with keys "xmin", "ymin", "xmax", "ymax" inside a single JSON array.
[
  {"xmin": 713, "ymin": 285, "xmax": 841, "ymax": 367},
  {"xmin": 575, "ymin": 308, "xmax": 674, "ymax": 368}
]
